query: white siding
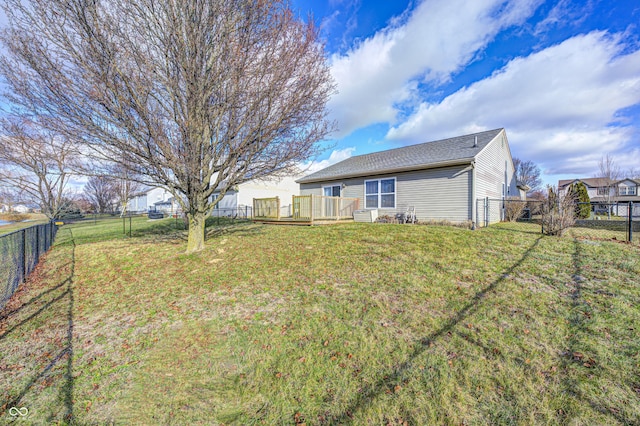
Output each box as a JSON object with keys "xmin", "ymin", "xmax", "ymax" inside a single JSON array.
[
  {"xmin": 127, "ymin": 187, "xmax": 172, "ymax": 212},
  {"xmin": 214, "ymin": 191, "xmax": 238, "ymax": 209},
  {"xmin": 212, "ymin": 174, "xmax": 301, "ymax": 211},
  {"xmin": 474, "ymin": 130, "xmax": 518, "ymax": 225},
  {"xmin": 237, "ymin": 175, "xmax": 300, "ymax": 207}
]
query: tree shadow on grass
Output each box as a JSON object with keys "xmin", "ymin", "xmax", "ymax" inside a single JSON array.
[
  {"xmin": 322, "ymin": 235, "xmax": 544, "ymax": 424},
  {"xmin": 0, "ymin": 228, "xmax": 75, "ymax": 424},
  {"xmin": 205, "ymin": 222, "xmax": 266, "ymax": 240},
  {"xmin": 558, "ymin": 238, "xmax": 638, "ymax": 425},
  {"xmin": 123, "ymin": 220, "xmax": 265, "ymax": 249},
  {"xmin": 488, "ymin": 223, "xmax": 543, "ymax": 236}
]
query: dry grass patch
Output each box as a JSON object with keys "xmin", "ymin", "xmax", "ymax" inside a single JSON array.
[{"xmin": 1, "ymin": 220, "xmax": 639, "ymax": 424}]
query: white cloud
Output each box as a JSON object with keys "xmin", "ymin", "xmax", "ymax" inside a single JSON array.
[
  {"xmin": 534, "ymin": 0, "xmax": 591, "ymax": 35},
  {"xmin": 328, "ymin": 0, "xmax": 542, "ymax": 137},
  {"xmin": 301, "ymin": 147, "xmax": 356, "ymax": 174},
  {"xmin": 386, "ymin": 31, "xmax": 640, "ymax": 178}
]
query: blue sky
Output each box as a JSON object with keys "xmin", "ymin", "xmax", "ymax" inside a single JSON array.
[{"xmin": 293, "ymin": 0, "xmax": 640, "ymax": 186}]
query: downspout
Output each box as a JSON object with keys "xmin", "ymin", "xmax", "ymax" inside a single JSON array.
[{"xmin": 471, "ymin": 160, "xmax": 476, "ymax": 230}]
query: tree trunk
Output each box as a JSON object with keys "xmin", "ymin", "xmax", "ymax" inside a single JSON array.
[{"xmin": 186, "ymin": 211, "xmax": 206, "ymax": 253}]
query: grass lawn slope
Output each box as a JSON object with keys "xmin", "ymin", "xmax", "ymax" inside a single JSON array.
[{"xmin": 1, "ymin": 217, "xmax": 639, "ymax": 424}]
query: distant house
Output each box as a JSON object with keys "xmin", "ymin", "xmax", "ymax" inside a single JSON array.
[
  {"xmin": 558, "ymin": 177, "xmax": 640, "ymax": 217},
  {"xmin": 213, "ymin": 174, "xmax": 301, "ymax": 216},
  {"xmin": 297, "ymin": 128, "xmax": 522, "ymax": 227},
  {"xmin": 127, "ymin": 187, "xmax": 177, "ymax": 214},
  {"xmin": 12, "ymin": 204, "xmax": 31, "ymax": 214},
  {"xmin": 126, "ymin": 174, "xmax": 302, "ymax": 217}
]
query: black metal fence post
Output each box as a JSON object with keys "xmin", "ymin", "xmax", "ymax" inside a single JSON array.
[
  {"xmin": 21, "ymin": 228, "xmax": 27, "ymax": 283},
  {"xmin": 129, "ymin": 215, "xmax": 132, "ymax": 237},
  {"xmin": 629, "ymin": 201, "xmax": 633, "ymax": 243},
  {"xmin": 35, "ymin": 224, "xmax": 40, "ymax": 263}
]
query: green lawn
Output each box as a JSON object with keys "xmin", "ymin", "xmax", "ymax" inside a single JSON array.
[{"xmin": 1, "ymin": 218, "xmax": 639, "ymax": 425}]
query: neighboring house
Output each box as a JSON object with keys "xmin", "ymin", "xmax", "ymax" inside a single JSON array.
[
  {"xmin": 12, "ymin": 204, "xmax": 31, "ymax": 213},
  {"xmin": 213, "ymin": 174, "xmax": 301, "ymax": 215},
  {"xmin": 127, "ymin": 187, "xmax": 177, "ymax": 214},
  {"xmin": 127, "ymin": 174, "xmax": 302, "ymax": 217},
  {"xmin": 558, "ymin": 177, "xmax": 640, "ymax": 217},
  {"xmin": 297, "ymin": 128, "xmax": 521, "ymax": 227}
]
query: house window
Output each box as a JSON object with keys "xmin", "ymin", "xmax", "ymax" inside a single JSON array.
[
  {"xmin": 619, "ymin": 186, "xmax": 636, "ymax": 196},
  {"xmin": 323, "ymin": 185, "xmax": 341, "ymax": 197},
  {"xmin": 597, "ymin": 187, "xmax": 608, "ymax": 196},
  {"xmin": 365, "ymin": 178, "xmax": 396, "ymax": 209}
]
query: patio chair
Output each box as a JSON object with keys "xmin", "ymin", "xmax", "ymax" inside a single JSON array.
[{"xmin": 405, "ymin": 206, "xmax": 416, "ymax": 224}]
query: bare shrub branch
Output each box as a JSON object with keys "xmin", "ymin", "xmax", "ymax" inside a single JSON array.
[{"xmin": 541, "ymin": 186, "xmax": 576, "ymax": 236}]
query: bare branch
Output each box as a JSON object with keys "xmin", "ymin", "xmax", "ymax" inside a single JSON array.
[
  {"xmin": 0, "ymin": 0, "xmax": 335, "ymax": 252},
  {"xmin": 0, "ymin": 119, "xmax": 80, "ymax": 219}
]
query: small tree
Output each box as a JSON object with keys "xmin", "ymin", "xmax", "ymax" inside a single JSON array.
[
  {"xmin": 513, "ymin": 158, "xmax": 542, "ymax": 193},
  {"xmin": 0, "ymin": 120, "xmax": 79, "ymax": 219},
  {"xmin": 542, "ymin": 186, "xmax": 576, "ymax": 236},
  {"xmin": 0, "ymin": 186, "xmax": 18, "ymax": 212},
  {"xmin": 83, "ymin": 176, "xmax": 118, "ymax": 214},
  {"xmin": 570, "ymin": 181, "xmax": 591, "ymax": 219},
  {"xmin": 597, "ymin": 154, "xmax": 620, "ymax": 219}
]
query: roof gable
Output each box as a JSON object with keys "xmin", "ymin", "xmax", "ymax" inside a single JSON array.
[
  {"xmin": 618, "ymin": 178, "xmax": 638, "ymax": 186},
  {"xmin": 558, "ymin": 177, "xmax": 614, "ymax": 188},
  {"xmin": 298, "ymin": 128, "xmax": 504, "ymax": 183}
]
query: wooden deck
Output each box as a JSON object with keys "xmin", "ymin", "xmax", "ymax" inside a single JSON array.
[{"xmin": 253, "ymin": 195, "xmax": 360, "ymax": 225}]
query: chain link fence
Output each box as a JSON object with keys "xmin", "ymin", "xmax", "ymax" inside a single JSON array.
[
  {"xmin": 1, "ymin": 221, "xmax": 58, "ymax": 310},
  {"xmin": 478, "ymin": 198, "xmax": 638, "ymax": 244}
]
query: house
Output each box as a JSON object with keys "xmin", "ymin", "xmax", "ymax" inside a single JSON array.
[
  {"xmin": 127, "ymin": 174, "xmax": 301, "ymax": 218},
  {"xmin": 297, "ymin": 128, "xmax": 521, "ymax": 227},
  {"xmin": 213, "ymin": 174, "xmax": 301, "ymax": 217},
  {"xmin": 558, "ymin": 177, "xmax": 640, "ymax": 217},
  {"xmin": 127, "ymin": 187, "xmax": 177, "ymax": 214}
]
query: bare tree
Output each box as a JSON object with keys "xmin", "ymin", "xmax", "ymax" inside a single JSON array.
[
  {"xmin": 625, "ymin": 167, "xmax": 640, "ymax": 180},
  {"xmin": 0, "ymin": 0, "xmax": 335, "ymax": 252},
  {"xmin": 541, "ymin": 186, "xmax": 576, "ymax": 236},
  {"xmin": 112, "ymin": 167, "xmax": 141, "ymax": 216},
  {"xmin": 513, "ymin": 158, "xmax": 542, "ymax": 193},
  {"xmin": 0, "ymin": 120, "xmax": 79, "ymax": 219},
  {"xmin": 597, "ymin": 154, "xmax": 620, "ymax": 218},
  {"xmin": 0, "ymin": 186, "xmax": 19, "ymax": 212},
  {"xmin": 83, "ymin": 175, "xmax": 118, "ymax": 214}
]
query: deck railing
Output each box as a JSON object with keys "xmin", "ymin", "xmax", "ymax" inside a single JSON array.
[
  {"xmin": 253, "ymin": 197, "xmax": 281, "ymax": 219},
  {"xmin": 292, "ymin": 195, "xmax": 360, "ymax": 221}
]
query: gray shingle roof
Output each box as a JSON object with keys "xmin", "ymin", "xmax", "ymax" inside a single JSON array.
[
  {"xmin": 298, "ymin": 128, "xmax": 504, "ymax": 183},
  {"xmin": 558, "ymin": 178, "xmax": 613, "ymax": 188}
]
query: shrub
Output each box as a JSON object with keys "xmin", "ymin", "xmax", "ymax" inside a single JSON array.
[
  {"xmin": 570, "ymin": 181, "xmax": 591, "ymax": 219},
  {"xmin": 504, "ymin": 197, "xmax": 527, "ymax": 222},
  {"xmin": 541, "ymin": 186, "xmax": 575, "ymax": 236},
  {"xmin": 0, "ymin": 213, "xmax": 30, "ymax": 222}
]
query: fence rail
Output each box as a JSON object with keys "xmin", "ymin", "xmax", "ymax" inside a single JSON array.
[{"xmin": 1, "ymin": 221, "xmax": 58, "ymax": 310}]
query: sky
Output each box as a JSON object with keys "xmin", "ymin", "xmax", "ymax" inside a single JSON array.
[
  {"xmin": 293, "ymin": 0, "xmax": 640, "ymax": 186},
  {"xmin": 0, "ymin": 1, "xmax": 638, "ymax": 190}
]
